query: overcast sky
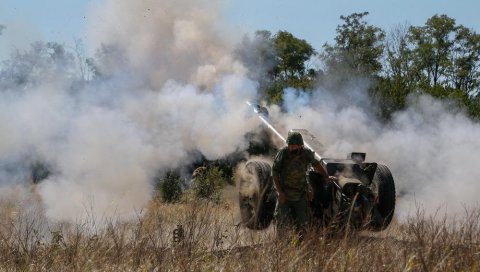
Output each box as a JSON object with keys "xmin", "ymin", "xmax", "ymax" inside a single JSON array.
[{"xmin": 0, "ymin": 0, "xmax": 479, "ymax": 60}]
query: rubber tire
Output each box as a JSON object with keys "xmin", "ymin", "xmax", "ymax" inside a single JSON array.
[
  {"xmin": 238, "ymin": 160, "xmax": 277, "ymax": 230},
  {"xmin": 370, "ymin": 164, "xmax": 396, "ymax": 231}
]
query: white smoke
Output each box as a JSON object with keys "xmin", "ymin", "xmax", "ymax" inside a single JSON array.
[
  {"xmin": 2, "ymin": 0, "xmax": 478, "ymax": 223},
  {"xmin": 277, "ymin": 85, "xmax": 480, "ymax": 219},
  {"xmin": 86, "ymin": 0, "xmax": 241, "ymax": 89},
  {"xmin": 0, "ymin": 0, "xmax": 259, "ymax": 221}
]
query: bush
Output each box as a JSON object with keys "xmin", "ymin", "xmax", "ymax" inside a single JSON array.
[
  {"xmin": 159, "ymin": 171, "xmax": 183, "ymax": 203},
  {"xmin": 192, "ymin": 166, "xmax": 225, "ymax": 202}
]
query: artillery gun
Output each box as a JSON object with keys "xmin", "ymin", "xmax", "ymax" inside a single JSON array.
[{"xmin": 238, "ymin": 102, "xmax": 396, "ymax": 232}]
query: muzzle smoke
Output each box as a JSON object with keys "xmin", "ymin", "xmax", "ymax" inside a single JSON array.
[
  {"xmin": 0, "ymin": 0, "xmax": 258, "ymax": 221},
  {"xmin": 277, "ymin": 86, "xmax": 480, "ymax": 219}
]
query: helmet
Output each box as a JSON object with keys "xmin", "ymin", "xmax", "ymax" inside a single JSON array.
[{"xmin": 286, "ymin": 131, "xmax": 303, "ymax": 145}]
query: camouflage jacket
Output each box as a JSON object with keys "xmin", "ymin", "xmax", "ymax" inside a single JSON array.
[{"xmin": 271, "ymin": 146, "xmax": 319, "ymax": 201}]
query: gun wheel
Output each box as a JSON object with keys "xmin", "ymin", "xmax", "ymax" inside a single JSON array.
[
  {"xmin": 238, "ymin": 160, "xmax": 276, "ymax": 230},
  {"xmin": 369, "ymin": 164, "xmax": 396, "ymax": 231}
]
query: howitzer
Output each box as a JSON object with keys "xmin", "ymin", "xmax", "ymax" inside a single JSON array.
[{"xmin": 238, "ymin": 102, "xmax": 396, "ymax": 231}]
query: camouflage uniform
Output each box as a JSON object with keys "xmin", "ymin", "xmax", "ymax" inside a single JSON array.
[{"xmin": 272, "ymin": 146, "xmax": 319, "ymax": 229}]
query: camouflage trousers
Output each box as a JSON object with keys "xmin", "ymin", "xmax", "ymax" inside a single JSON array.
[{"xmin": 274, "ymin": 193, "xmax": 309, "ymax": 232}]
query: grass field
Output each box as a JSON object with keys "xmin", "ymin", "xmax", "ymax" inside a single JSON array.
[{"xmin": 0, "ymin": 185, "xmax": 479, "ymax": 271}]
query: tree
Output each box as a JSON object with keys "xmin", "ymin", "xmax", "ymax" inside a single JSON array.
[
  {"xmin": 236, "ymin": 30, "xmax": 317, "ymax": 104},
  {"xmin": 404, "ymin": 14, "xmax": 480, "ymax": 106},
  {"xmin": 467, "ymin": 95, "xmax": 480, "ymax": 120},
  {"xmin": 272, "ymin": 31, "xmax": 317, "ymax": 88},
  {"xmin": 0, "ymin": 42, "xmax": 78, "ymax": 89},
  {"xmin": 408, "ymin": 15, "xmax": 457, "ymax": 89},
  {"xmin": 322, "ymin": 12, "xmax": 385, "ymax": 79},
  {"xmin": 377, "ymin": 23, "xmax": 416, "ymax": 118},
  {"xmin": 376, "ymin": 15, "xmax": 480, "ymax": 119},
  {"xmin": 449, "ymin": 26, "xmax": 480, "ymax": 95},
  {"xmin": 158, "ymin": 171, "xmax": 183, "ymax": 203},
  {"xmin": 267, "ymin": 31, "xmax": 317, "ymax": 103},
  {"xmin": 384, "ymin": 24, "xmax": 415, "ymax": 85},
  {"xmin": 192, "ymin": 166, "xmax": 225, "ymax": 202}
]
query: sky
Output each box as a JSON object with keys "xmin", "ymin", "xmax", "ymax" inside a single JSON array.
[
  {"xmin": 226, "ymin": 0, "xmax": 480, "ymax": 51},
  {"xmin": 1, "ymin": 0, "xmax": 479, "ymax": 60}
]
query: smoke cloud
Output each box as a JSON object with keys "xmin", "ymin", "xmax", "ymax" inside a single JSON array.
[
  {"xmin": 1, "ymin": 0, "xmax": 478, "ymax": 223},
  {"xmin": 86, "ymin": 0, "xmax": 242, "ymax": 89},
  {"xmin": 0, "ymin": 0, "xmax": 258, "ymax": 221},
  {"xmin": 277, "ymin": 85, "xmax": 480, "ymax": 219}
]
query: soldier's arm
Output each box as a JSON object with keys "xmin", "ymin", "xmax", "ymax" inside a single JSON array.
[
  {"xmin": 312, "ymin": 161, "xmax": 328, "ymax": 178},
  {"xmin": 272, "ymin": 174, "xmax": 283, "ymax": 193},
  {"xmin": 313, "ymin": 161, "xmax": 337, "ymax": 182},
  {"xmin": 306, "ymin": 148, "xmax": 328, "ymax": 178},
  {"xmin": 271, "ymin": 148, "xmax": 287, "ymax": 203}
]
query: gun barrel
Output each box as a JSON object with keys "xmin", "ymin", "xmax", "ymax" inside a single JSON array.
[
  {"xmin": 246, "ymin": 101, "xmax": 286, "ymax": 143},
  {"xmin": 246, "ymin": 101, "xmax": 324, "ymax": 161}
]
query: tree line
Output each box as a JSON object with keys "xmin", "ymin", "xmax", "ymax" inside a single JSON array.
[
  {"xmin": 1, "ymin": 12, "xmax": 479, "ymax": 121},
  {"xmin": 238, "ymin": 12, "xmax": 480, "ymax": 121}
]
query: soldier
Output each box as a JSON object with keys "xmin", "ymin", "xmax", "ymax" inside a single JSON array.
[{"xmin": 272, "ymin": 131, "xmax": 334, "ymax": 236}]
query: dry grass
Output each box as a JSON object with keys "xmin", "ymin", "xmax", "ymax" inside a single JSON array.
[{"xmin": 1, "ymin": 186, "xmax": 480, "ymax": 271}]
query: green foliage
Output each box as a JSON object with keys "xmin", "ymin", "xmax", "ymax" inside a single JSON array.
[
  {"xmin": 208, "ymin": 161, "xmax": 237, "ymax": 186},
  {"xmin": 467, "ymin": 95, "xmax": 480, "ymax": 120},
  {"xmin": 265, "ymin": 84, "xmax": 284, "ymax": 104},
  {"xmin": 450, "ymin": 26, "xmax": 480, "ymax": 94},
  {"xmin": 237, "ymin": 30, "xmax": 317, "ymax": 104},
  {"xmin": 408, "ymin": 15, "xmax": 457, "ymax": 87},
  {"xmin": 192, "ymin": 166, "xmax": 226, "ymax": 202},
  {"xmin": 374, "ymin": 14, "xmax": 480, "ymax": 119},
  {"xmin": 373, "ymin": 77, "xmax": 412, "ymax": 120},
  {"xmin": 399, "ymin": 14, "xmax": 480, "ymax": 97},
  {"xmin": 322, "ymin": 12, "xmax": 385, "ymax": 79},
  {"xmin": 245, "ymin": 12, "xmax": 480, "ymax": 119},
  {"xmin": 271, "ymin": 31, "xmax": 317, "ymax": 101},
  {"xmin": 159, "ymin": 171, "xmax": 183, "ymax": 203},
  {"xmin": 273, "ymin": 31, "xmax": 316, "ymax": 82}
]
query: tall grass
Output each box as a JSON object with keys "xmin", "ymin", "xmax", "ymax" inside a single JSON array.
[{"xmin": 0, "ymin": 187, "xmax": 479, "ymax": 271}]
